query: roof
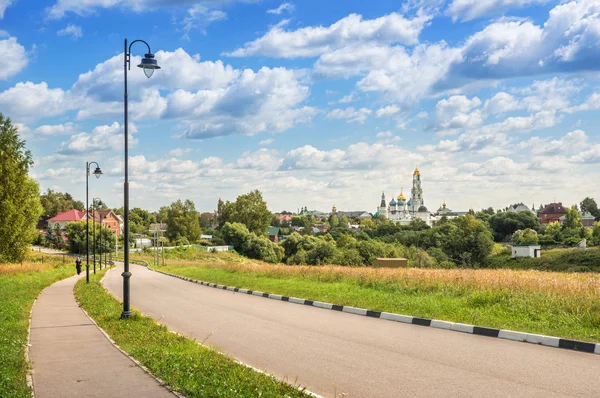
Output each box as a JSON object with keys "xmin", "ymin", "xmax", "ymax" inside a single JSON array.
[
  {"xmin": 48, "ymin": 209, "xmax": 86, "ymax": 222},
  {"xmin": 507, "ymin": 204, "xmax": 533, "ymax": 213},
  {"xmin": 540, "ymin": 203, "xmax": 567, "ymax": 215},
  {"xmin": 267, "ymin": 226, "xmax": 281, "ymax": 236},
  {"xmin": 335, "ymin": 211, "xmax": 370, "ymax": 218}
]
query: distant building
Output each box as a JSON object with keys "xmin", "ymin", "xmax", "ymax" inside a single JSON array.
[
  {"xmin": 267, "ymin": 227, "xmax": 282, "ymax": 243},
  {"xmin": 511, "ymin": 245, "xmax": 541, "ymax": 258},
  {"xmin": 377, "ymin": 167, "xmax": 431, "ymax": 225},
  {"xmin": 298, "ymin": 207, "xmax": 327, "ymax": 219},
  {"xmin": 558, "ymin": 212, "xmax": 597, "ymax": 228},
  {"xmin": 539, "ymin": 202, "xmax": 567, "ymax": 224},
  {"xmin": 507, "ymin": 204, "xmax": 535, "ymax": 214},
  {"xmin": 97, "ymin": 210, "xmax": 122, "ymax": 237},
  {"xmin": 330, "ymin": 206, "xmax": 371, "ymax": 219},
  {"xmin": 434, "ymin": 202, "xmax": 468, "ymax": 219}
]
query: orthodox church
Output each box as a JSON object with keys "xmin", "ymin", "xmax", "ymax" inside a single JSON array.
[{"xmin": 375, "ymin": 167, "xmax": 431, "ymax": 225}]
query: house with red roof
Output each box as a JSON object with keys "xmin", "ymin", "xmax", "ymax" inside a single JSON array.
[{"xmin": 47, "ymin": 209, "xmax": 87, "ymax": 230}]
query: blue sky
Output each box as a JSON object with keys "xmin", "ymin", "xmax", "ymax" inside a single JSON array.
[{"xmin": 1, "ymin": 0, "xmax": 600, "ymax": 213}]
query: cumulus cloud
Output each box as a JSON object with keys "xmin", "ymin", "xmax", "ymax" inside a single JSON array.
[
  {"xmin": 0, "ymin": 82, "xmax": 70, "ymax": 122},
  {"xmin": 483, "ymin": 92, "xmax": 519, "ymax": 115},
  {"xmin": 180, "ymin": 5, "xmax": 227, "ymax": 38},
  {"xmin": 434, "ymin": 95, "xmax": 483, "ymax": 129},
  {"xmin": 58, "ymin": 122, "xmax": 137, "ymax": 154},
  {"xmin": 226, "ymin": 11, "xmax": 431, "ymax": 58},
  {"xmin": 34, "ymin": 123, "xmax": 78, "ymax": 136},
  {"xmin": 0, "ymin": 0, "xmax": 12, "ymax": 18},
  {"xmin": 0, "ymin": 36, "xmax": 28, "ymax": 80},
  {"xmin": 267, "ymin": 3, "xmax": 294, "ymax": 14},
  {"xmin": 46, "ymin": 0, "xmax": 253, "ymax": 19},
  {"xmin": 57, "ymin": 24, "xmax": 82, "ymax": 38},
  {"xmin": 446, "ymin": 0, "xmax": 550, "ymax": 22},
  {"xmin": 375, "ymin": 105, "xmax": 401, "ymax": 118},
  {"xmin": 326, "ymin": 107, "xmax": 372, "ymax": 123}
]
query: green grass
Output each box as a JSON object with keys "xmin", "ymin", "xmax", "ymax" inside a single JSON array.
[
  {"xmin": 486, "ymin": 246, "xmax": 600, "ymax": 272},
  {"xmin": 74, "ymin": 271, "xmax": 310, "ymax": 398},
  {"xmin": 0, "ymin": 256, "xmax": 74, "ymax": 398},
  {"xmin": 160, "ymin": 263, "xmax": 600, "ymax": 344}
]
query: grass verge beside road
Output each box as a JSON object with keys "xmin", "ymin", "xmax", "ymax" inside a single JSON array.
[
  {"xmin": 161, "ymin": 260, "xmax": 600, "ymax": 344},
  {"xmin": 74, "ymin": 271, "xmax": 310, "ymax": 398},
  {"xmin": 0, "ymin": 253, "xmax": 74, "ymax": 398}
]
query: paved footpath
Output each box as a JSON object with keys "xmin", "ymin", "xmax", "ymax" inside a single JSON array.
[
  {"xmin": 29, "ymin": 274, "xmax": 174, "ymax": 398},
  {"xmin": 103, "ymin": 263, "xmax": 600, "ymax": 398}
]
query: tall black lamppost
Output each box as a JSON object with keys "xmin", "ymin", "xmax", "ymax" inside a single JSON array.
[
  {"xmin": 92, "ymin": 198, "xmax": 102, "ymax": 272},
  {"xmin": 121, "ymin": 38, "xmax": 161, "ymax": 319},
  {"xmin": 86, "ymin": 162, "xmax": 102, "ymax": 283}
]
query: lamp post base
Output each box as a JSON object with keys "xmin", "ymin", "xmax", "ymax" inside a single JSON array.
[{"xmin": 120, "ymin": 311, "xmax": 133, "ymax": 319}]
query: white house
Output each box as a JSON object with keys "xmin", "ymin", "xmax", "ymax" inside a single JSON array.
[{"xmin": 511, "ymin": 245, "xmax": 541, "ymax": 258}]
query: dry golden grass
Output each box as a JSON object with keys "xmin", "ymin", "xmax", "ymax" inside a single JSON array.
[
  {"xmin": 0, "ymin": 252, "xmax": 66, "ymax": 275},
  {"xmin": 171, "ymin": 259, "xmax": 600, "ymax": 300}
]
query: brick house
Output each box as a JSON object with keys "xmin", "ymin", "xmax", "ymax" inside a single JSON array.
[
  {"xmin": 267, "ymin": 227, "xmax": 282, "ymax": 243},
  {"xmin": 46, "ymin": 209, "xmax": 88, "ymax": 246},
  {"xmin": 538, "ymin": 202, "xmax": 567, "ymax": 224},
  {"xmin": 97, "ymin": 210, "xmax": 122, "ymax": 237}
]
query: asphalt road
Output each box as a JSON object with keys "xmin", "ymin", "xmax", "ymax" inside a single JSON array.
[{"xmin": 103, "ymin": 263, "xmax": 600, "ymax": 397}]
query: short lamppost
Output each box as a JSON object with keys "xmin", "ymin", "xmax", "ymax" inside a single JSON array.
[
  {"xmin": 86, "ymin": 162, "xmax": 102, "ymax": 283},
  {"xmin": 121, "ymin": 38, "xmax": 161, "ymax": 319}
]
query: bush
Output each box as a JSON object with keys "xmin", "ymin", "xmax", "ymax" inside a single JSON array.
[{"xmin": 221, "ymin": 222, "xmax": 283, "ymax": 263}]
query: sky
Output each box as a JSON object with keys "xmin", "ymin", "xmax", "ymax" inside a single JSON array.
[{"xmin": 1, "ymin": 0, "xmax": 600, "ymax": 214}]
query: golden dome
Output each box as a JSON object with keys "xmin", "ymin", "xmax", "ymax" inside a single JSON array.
[
  {"xmin": 442, "ymin": 200, "xmax": 446, "ymax": 207},
  {"xmin": 397, "ymin": 191, "xmax": 406, "ymax": 201},
  {"xmin": 413, "ymin": 166, "xmax": 420, "ymax": 176}
]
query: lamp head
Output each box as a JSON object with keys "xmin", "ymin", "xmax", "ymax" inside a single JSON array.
[
  {"xmin": 138, "ymin": 53, "xmax": 160, "ymax": 78},
  {"xmin": 93, "ymin": 167, "xmax": 103, "ymax": 179}
]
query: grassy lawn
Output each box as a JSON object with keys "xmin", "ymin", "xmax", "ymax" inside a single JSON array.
[
  {"xmin": 0, "ymin": 252, "xmax": 75, "ymax": 398},
  {"xmin": 487, "ymin": 246, "xmax": 600, "ymax": 272},
  {"xmin": 157, "ymin": 256, "xmax": 600, "ymax": 344},
  {"xmin": 74, "ymin": 270, "xmax": 310, "ymax": 398}
]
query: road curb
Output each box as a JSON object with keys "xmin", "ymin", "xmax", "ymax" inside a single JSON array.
[{"xmin": 151, "ymin": 268, "xmax": 600, "ymax": 356}]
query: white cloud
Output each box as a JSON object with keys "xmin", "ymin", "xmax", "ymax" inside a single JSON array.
[
  {"xmin": 434, "ymin": 95, "xmax": 483, "ymax": 129},
  {"xmin": 338, "ymin": 92, "xmax": 358, "ymax": 103},
  {"xmin": 58, "ymin": 122, "xmax": 137, "ymax": 154},
  {"xmin": 483, "ymin": 92, "xmax": 519, "ymax": 115},
  {"xmin": 226, "ymin": 12, "xmax": 431, "ymax": 58},
  {"xmin": 0, "ymin": 82, "xmax": 70, "ymax": 122},
  {"xmin": 447, "ymin": 0, "xmax": 550, "ymax": 22},
  {"xmin": 375, "ymin": 105, "xmax": 401, "ymax": 118},
  {"xmin": 259, "ymin": 138, "xmax": 274, "ymax": 145},
  {"xmin": 57, "ymin": 24, "xmax": 83, "ymax": 39},
  {"xmin": 166, "ymin": 148, "xmax": 192, "ymax": 157},
  {"xmin": 0, "ymin": 0, "xmax": 12, "ymax": 18},
  {"xmin": 520, "ymin": 129, "xmax": 590, "ymax": 156},
  {"xmin": 180, "ymin": 5, "xmax": 227, "ymax": 38},
  {"xmin": 267, "ymin": 3, "xmax": 295, "ymax": 15},
  {"xmin": 46, "ymin": 0, "xmax": 253, "ymax": 19},
  {"xmin": 326, "ymin": 107, "xmax": 372, "ymax": 123},
  {"xmin": 280, "ymin": 142, "xmax": 423, "ymax": 171},
  {"xmin": 0, "ymin": 37, "xmax": 28, "ymax": 80},
  {"xmin": 235, "ymin": 148, "xmax": 282, "ymax": 170},
  {"xmin": 473, "ymin": 156, "xmax": 524, "ymax": 176},
  {"xmin": 34, "ymin": 123, "xmax": 78, "ymax": 136}
]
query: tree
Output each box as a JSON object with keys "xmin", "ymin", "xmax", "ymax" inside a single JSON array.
[
  {"xmin": 199, "ymin": 213, "xmax": 212, "ymax": 230},
  {"xmin": 40, "ymin": 189, "xmax": 84, "ymax": 218},
  {"xmin": 563, "ymin": 205, "xmax": 582, "ymax": 229},
  {"xmin": 488, "ymin": 211, "xmax": 541, "ymax": 242},
  {"xmin": 436, "ymin": 215, "xmax": 494, "ymax": 266},
  {"xmin": 0, "ymin": 115, "xmax": 43, "ymax": 262},
  {"xmin": 580, "ymin": 197, "xmax": 599, "ymax": 220},
  {"xmin": 231, "ymin": 190, "xmax": 272, "ymax": 235},
  {"xmin": 328, "ymin": 215, "xmax": 339, "ymax": 228},
  {"xmin": 511, "ymin": 228, "xmax": 539, "ymax": 245},
  {"xmin": 166, "ymin": 199, "xmax": 201, "ymax": 243}
]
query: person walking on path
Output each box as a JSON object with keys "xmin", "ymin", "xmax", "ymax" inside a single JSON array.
[{"xmin": 75, "ymin": 257, "xmax": 82, "ymax": 275}]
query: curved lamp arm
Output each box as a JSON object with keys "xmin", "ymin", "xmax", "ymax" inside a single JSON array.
[
  {"xmin": 87, "ymin": 161, "xmax": 101, "ymax": 175},
  {"xmin": 126, "ymin": 39, "xmax": 152, "ymax": 70}
]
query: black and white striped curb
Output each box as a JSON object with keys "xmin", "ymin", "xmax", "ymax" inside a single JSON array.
[{"xmin": 151, "ymin": 269, "xmax": 600, "ymax": 356}]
